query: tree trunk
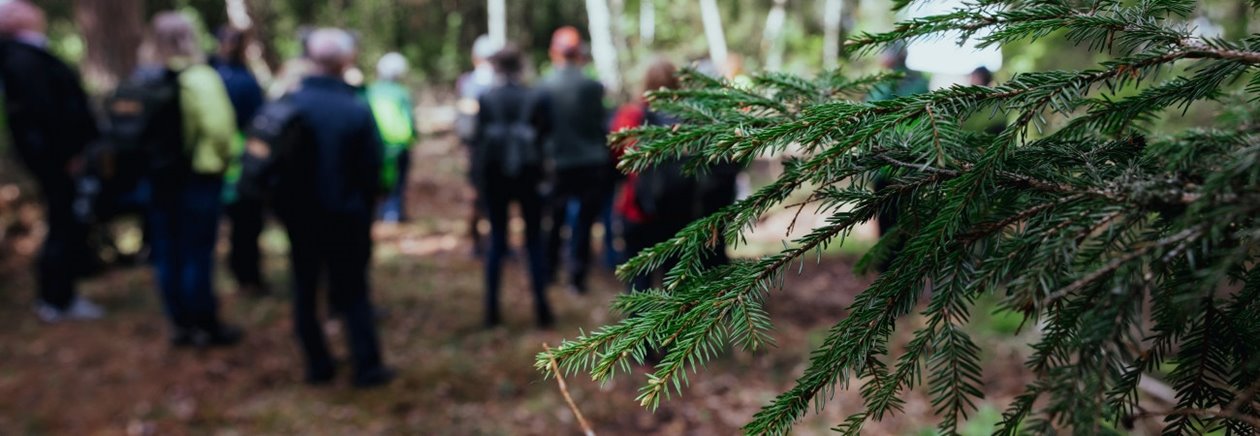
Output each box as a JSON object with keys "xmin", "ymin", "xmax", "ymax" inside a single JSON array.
[
  {"xmin": 640, "ymin": 0, "xmax": 655, "ymax": 48},
  {"xmin": 822, "ymin": 0, "xmax": 843, "ymax": 70},
  {"xmin": 74, "ymin": 0, "xmax": 145, "ymax": 92},
  {"xmin": 763, "ymin": 0, "xmax": 788, "ymax": 72},
  {"xmin": 609, "ymin": 0, "xmax": 632, "ymax": 73},
  {"xmin": 488, "ymin": 0, "xmax": 506, "ymax": 50},
  {"xmin": 698, "ymin": 0, "xmax": 728, "ymax": 73},
  {"xmin": 585, "ymin": 0, "xmax": 623, "ymax": 96}
]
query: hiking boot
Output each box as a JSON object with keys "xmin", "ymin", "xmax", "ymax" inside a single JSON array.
[
  {"xmin": 171, "ymin": 324, "xmax": 244, "ymax": 348},
  {"xmin": 170, "ymin": 327, "xmax": 198, "ymax": 347}
]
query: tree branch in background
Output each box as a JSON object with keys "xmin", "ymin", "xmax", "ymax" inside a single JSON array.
[{"xmin": 543, "ymin": 344, "xmax": 596, "ymax": 436}]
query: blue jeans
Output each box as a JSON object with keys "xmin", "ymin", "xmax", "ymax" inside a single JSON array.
[
  {"xmin": 378, "ymin": 150, "xmax": 411, "ymax": 222},
  {"xmin": 545, "ymin": 164, "xmax": 615, "ymax": 290},
  {"xmin": 149, "ymin": 175, "xmax": 224, "ymax": 329}
]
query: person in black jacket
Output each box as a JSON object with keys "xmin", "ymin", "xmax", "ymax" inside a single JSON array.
[
  {"xmin": 539, "ymin": 27, "xmax": 613, "ymax": 294},
  {"xmin": 0, "ymin": 1, "xmax": 104, "ymax": 322},
  {"xmin": 272, "ymin": 28, "xmax": 393, "ymax": 388},
  {"xmin": 212, "ymin": 26, "xmax": 270, "ymax": 297},
  {"xmin": 473, "ymin": 46, "xmax": 555, "ymax": 329}
]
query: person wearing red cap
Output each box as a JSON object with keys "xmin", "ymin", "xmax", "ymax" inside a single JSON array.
[{"xmin": 538, "ymin": 26, "xmax": 613, "ymax": 294}]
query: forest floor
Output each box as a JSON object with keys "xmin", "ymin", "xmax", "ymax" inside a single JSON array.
[{"xmin": 0, "ymin": 133, "xmax": 1035, "ymax": 435}]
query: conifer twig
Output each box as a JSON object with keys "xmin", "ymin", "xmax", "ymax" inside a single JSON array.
[{"xmin": 544, "ymin": 344, "xmax": 595, "ymax": 436}]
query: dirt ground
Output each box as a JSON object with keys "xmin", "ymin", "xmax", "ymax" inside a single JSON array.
[{"xmin": 0, "ymin": 133, "xmax": 1032, "ymax": 435}]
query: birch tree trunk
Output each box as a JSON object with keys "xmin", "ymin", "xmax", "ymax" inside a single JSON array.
[
  {"xmin": 609, "ymin": 0, "xmax": 632, "ymax": 73},
  {"xmin": 640, "ymin": 0, "xmax": 655, "ymax": 48},
  {"xmin": 698, "ymin": 0, "xmax": 728, "ymax": 73},
  {"xmin": 74, "ymin": 0, "xmax": 144, "ymax": 92},
  {"xmin": 822, "ymin": 0, "xmax": 844, "ymax": 70},
  {"xmin": 487, "ymin": 0, "xmax": 507, "ymax": 50},
  {"xmin": 585, "ymin": 0, "xmax": 623, "ymax": 95},
  {"xmin": 762, "ymin": 0, "xmax": 788, "ymax": 72}
]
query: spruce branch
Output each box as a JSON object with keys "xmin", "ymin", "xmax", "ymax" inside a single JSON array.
[{"xmin": 540, "ymin": 0, "xmax": 1260, "ymax": 433}]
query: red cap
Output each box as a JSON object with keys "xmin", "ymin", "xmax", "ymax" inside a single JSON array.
[{"xmin": 550, "ymin": 26, "xmax": 582, "ymax": 57}]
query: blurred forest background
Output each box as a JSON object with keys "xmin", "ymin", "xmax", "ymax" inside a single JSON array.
[
  {"xmin": 2, "ymin": 0, "xmax": 1259, "ymax": 434},
  {"xmin": 19, "ymin": 0, "xmax": 1259, "ymax": 98}
]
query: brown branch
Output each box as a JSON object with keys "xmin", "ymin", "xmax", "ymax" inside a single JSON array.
[
  {"xmin": 544, "ymin": 344, "xmax": 596, "ymax": 436},
  {"xmin": 1226, "ymin": 377, "xmax": 1260, "ymax": 417},
  {"xmin": 785, "ymin": 194, "xmax": 817, "ymax": 237},
  {"xmin": 958, "ymin": 194, "xmax": 1086, "ymax": 243},
  {"xmin": 924, "ymin": 104, "xmax": 948, "ymax": 166},
  {"xmin": 1043, "ymin": 226, "xmax": 1204, "ymax": 305}
]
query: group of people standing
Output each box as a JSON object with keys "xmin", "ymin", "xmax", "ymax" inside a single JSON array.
[
  {"xmin": 462, "ymin": 28, "xmax": 739, "ymax": 329},
  {"xmin": 0, "ymin": 2, "xmax": 398, "ymax": 387},
  {"xmin": 1, "ymin": 0, "xmax": 738, "ymax": 388}
]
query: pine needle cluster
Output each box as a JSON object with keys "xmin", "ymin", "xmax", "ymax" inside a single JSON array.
[{"xmin": 538, "ymin": 0, "xmax": 1260, "ymax": 434}]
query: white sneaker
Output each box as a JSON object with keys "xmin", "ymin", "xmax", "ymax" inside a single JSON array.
[{"xmin": 34, "ymin": 297, "xmax": 105, "ymax": 323}]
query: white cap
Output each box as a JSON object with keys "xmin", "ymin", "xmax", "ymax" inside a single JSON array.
[
  {"xmin": 472, "ymin": 35, "xmax": 498, "ymax": 62},
  {"xmin": 376, "ymin": 52, "xmax": 408, "ymax": 81}
]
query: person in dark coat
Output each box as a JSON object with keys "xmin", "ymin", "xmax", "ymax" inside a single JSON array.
[
  {"xmin": 212, "ymin": 26, "xmax": 269, "ymax": 297},
  {"xmin": 272, "ymin": 28, "xmax": 393, "ymax": 387},
  {"xmin": 538, "ymin": 27, "xmax": 614, "ymax": 294},
  {"xmin": 0, "ymin": 1, "xmax": 104, "ymax": 322},
  {"xmin": 473, "ymin": 46, "xmax": 555, "ymax": 329}
]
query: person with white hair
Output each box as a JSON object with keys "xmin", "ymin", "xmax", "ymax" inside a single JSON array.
[
  {"xmin": 266, "ymin": 27, "xmax": 394, "ymax": 388},
  {"xmin": 457, "ymin": 35, "xmax": 499, "ymax": 256},
  {"xmin": 366, "ymin": 52, "xmax": 417, "ymax": 222},
  {"xmin": 0, "ymin": 0, "xmax": 104, "ymax": 322},
  {"xmin": 140, "ymin": 11, "xmax": 242, "ymax": 347}
]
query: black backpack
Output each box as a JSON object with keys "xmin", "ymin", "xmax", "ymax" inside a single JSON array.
[
  {"xmin": 476, "ymin": 90, "xmax": 541, "ymax": 180},
  {"xmin": 634, "ymin": 109, "xmax": 700, "ymax": 220},
  {"xmin": 100, "ymin": 68, "xmax": 187, "ymax": 194},
  {"xmin": 238, "ymin": 96, "xmax": 312, "ymax": 209}
]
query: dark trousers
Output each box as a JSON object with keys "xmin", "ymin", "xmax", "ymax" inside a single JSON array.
[
  {"xmin": 283, "ymin": 213, "xmax": 385, "ymax": 379},
  {"xmin": 546, "ymin": 164, "xmax": 614, "ymax": 289},
  {"xmin": 227, "ymin": 197, "xmax": 266, "ymax": 287},
  {"xmin": 699, "ymin": 176, "xmax": 738, "ymax": 268},
  {"xmin": 379, "ymin": 150, "xmax": 411, "ymax": 222},
  {"xmin": 480, "ymin": 170, "xmax": 553, "ymax": 326},
  {"xmin": 873, "ymin": 174, "xmax": 902, "ymax": 272},
  {"xmin": 149, "ymin": 175, "xmax": 224, "ymax": 329},
  {"xmin": 34, "ymin": 172, "xmax": 86, "ymax": 309}
]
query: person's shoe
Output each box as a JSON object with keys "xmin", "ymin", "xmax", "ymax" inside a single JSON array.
[
  {"xmin": 34, "ymin": 301, "xmax": 64, "ymax": 324},
  {"xmin": 305, "ymin": 369, "xmax": 336, "ymax": 385},
  {"xmin": 353, "ymin": 367, "xmax": 396, "ymax": 389},
  {"xmin": 35, "ymin": 297, "xmax": 105, "ymax": 323},
  {"xmin": 64, "ymin": 298, "xmax": 106, "ymax": 320},
  {"xmin": 170, "ymin": 327, "xmax": 198, "ymax": 347},
  {"xmin": 565, "ymin": 284, "xmax": 586, "ymax": 296},
  {"xmin": 203, "ymin": 324, "xmax": 244, "ymax": 347}
]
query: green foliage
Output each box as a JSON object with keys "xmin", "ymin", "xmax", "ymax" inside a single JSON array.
[{"xmin": 539, "ymin": 0, "xmax": 1260, "ymax": 434}]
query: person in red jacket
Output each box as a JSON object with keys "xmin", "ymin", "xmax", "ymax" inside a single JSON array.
[{"xmin": 610, "ymin": 59, "xmax": 695, "ymax": 292}]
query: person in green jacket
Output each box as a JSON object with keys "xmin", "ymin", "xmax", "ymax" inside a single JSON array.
[
  {"xmin": 146, "ymin": 11, "xmax": 243, "ymax": 347},
  {"xmin": 366, "ymin": 52, "xmax": 417, "ymax": 223}
]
